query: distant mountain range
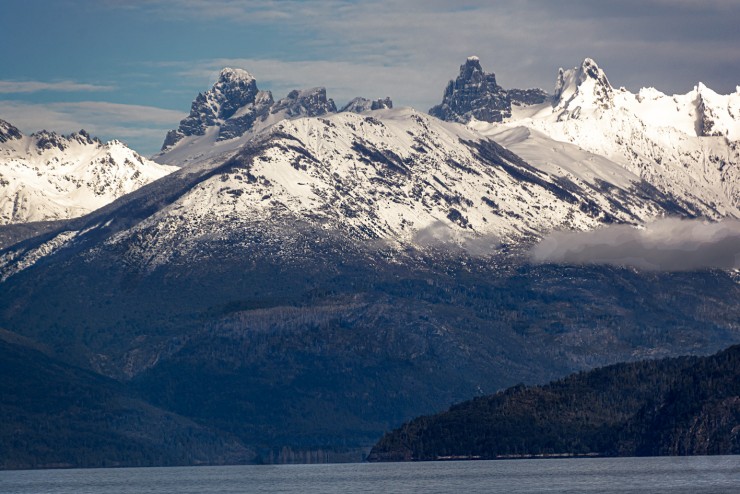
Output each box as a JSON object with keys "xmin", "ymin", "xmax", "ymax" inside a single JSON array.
[
  {"xmin": 0, "ymin": 56, "xmax": 738, "ymax": 467},
  {"xmin": 368, "ymin": 344, "xmax": 740, "ymax": 461},
  {"xmin": 0, "ymin": 119, "xmax": 175, "ymax": 225}
]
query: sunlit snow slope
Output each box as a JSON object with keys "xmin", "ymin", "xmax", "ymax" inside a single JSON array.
[
  {"xmin": 0, "ymin": 119, "xmax": 176, "ymax": 225},
  {"xmin": 482, "ymin": 58, "xmax": 740, "ymax": 219}
]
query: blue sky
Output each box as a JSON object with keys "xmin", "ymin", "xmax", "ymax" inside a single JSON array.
[{"xmin": 1, "ymin": 0, "xmax": 739, "ymax": 155}]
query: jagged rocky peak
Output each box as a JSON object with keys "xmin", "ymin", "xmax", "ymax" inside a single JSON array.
[
  {"xmin": 271, "ymin": 87, "xmax": 337, "ymax": 117},
  {"xmin": 553, "ymin": 58, "xmax": 614, "ymax": 113},
  {"xmin": 430, "ymin": 56, "xmax": 548, "ymax": 124},
  {"xmin": 340, "ymin": 97, "xmax": 393, "ymax": 113},
  {"xmin": 160, "ymin": 68, "xmax": 348, "ymax": 151},
  {"xmin": 27, "ymin": 129, "xmax": 102, "ymax": 152},
  {"xmin": 430, "ymin": 56, "xmax": 509, "ymax": 123},
  {"xmin": 31, "ymin": 130, "xmax": 68, "ymax": 151},
  {"xmin": 0, "ymin": 118, "xmax": 23, "ymax": 143},
  {"xmin": 208, "ymin": 67, "xmax": 266, "ymax": 119},
  {"xmin": 68, "ymin": 129, "xmax": 100, "ymax": 146},
  {"xmin": 161, "ymin": 67, "xmax": 274, "ymax": 150}
]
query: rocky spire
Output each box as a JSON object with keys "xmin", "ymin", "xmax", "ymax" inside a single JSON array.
[
  {"xmin": 430, "ymin": 57, "xmax": 547, "ymax": 123},
  {"xmin": 161, "ymin": 68, "xmax": 274, "ymax": 150}
]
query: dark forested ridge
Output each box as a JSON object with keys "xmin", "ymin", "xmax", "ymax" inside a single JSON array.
[
  {"xmin": 0, "ymin": 331, "xmax": 253, "ymax": 470},
  {"xmin": 2, "ymin": 242, "xmax": 740, "ymax": 466},
  {"xmin": 368, "ymin": 344, "xmax": 740, "ymax": 461}
]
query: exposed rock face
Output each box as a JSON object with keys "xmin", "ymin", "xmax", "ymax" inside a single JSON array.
[
  {"xmin": 340, "ymin": 97, "xmax": 393, "ymax": 113},
  {"xmin": 430, "ymin": 57, "xmax": 510, "ymax": 123},
  {"xmin": 161, "ymin": 71, "xmax": 344, "ymax": 152},
  {"xmin": 0, "ymin": 119, "xmax": 22, "ymax": 144},
  {"xmin": 507, "ymin": 88, "xmax": 549, "ymax": 107},
  {"xmin": 271, "ymin": 87, "xmax": 337, "ymax": 117},
  {"xmin": 430, "ymin": 56, "xmax": 548, "ymax": 123},
  {"xmin": 161, "ymin": 68, "xmax": 274, "ymax": 150},
  {"xmin": 31, "ymin": 129, "xmax": 100, "ymax": 152},
  {"xmin": 371, "ymin": 97, "xmax": 393, "ymax": 110}
]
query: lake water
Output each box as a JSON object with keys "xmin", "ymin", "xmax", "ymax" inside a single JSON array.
[{"xmin": 1, "ymin": 456, "xmax": 739, "ymax": 493}]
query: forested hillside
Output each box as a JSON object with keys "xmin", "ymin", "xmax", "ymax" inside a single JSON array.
[{"xmin": 368, "ymin": 345, "xmax": 740, "ymax": 461}]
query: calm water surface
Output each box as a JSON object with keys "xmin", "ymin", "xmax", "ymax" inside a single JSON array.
[{"xmin": 1, "ymin": 456, "xmax": 739, "ymax": 494}]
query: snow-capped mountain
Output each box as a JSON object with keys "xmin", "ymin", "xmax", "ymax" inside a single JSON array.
[
  {"xmin": 462, "ymin": 58, "xmax": 740, "ymax": 219},
  {"xmin": 0, "ymin": 108, "xmax": 702, "ymax": 283},
  {"xmin": 41, "ymin": 61, "xmax": 726, "ymax": 275},
  {"xmin": 7, "ymin": 57, "xmax": 734, "ymax": 262},
  {"xmin": 0, "ymin": 119, "xmax": 176, "ymax": 225},
  {"xmin": 156, "ymin": 68, "xmax": 394, "ymax": 167},
  {"xmin": 2, "ymin": 63, "xmax": 740, "ymax": 463}
]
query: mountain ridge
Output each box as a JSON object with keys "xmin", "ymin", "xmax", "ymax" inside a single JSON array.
[
  {"xmin": 0, "ymin": 57, "xmax": 739, "ymax": 464},
  {"xmin": 0, "ymin": 119, "xmax": 176, "ymax": 225}
]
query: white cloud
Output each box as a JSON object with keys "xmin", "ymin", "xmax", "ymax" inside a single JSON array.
[
  {"xmin": 0, "ymin": 80, "xmax": 114, "ymax": 94},
  {"xmin": 530, "ymin": 218, "xmax": 740, "ymax": 271},
  {"xmin": 135, "ymin": 0, "xmax": 740, "ymax": 100},
  {"xmin": 413, "ymin": 220, "xmax": 499, "ymax": 256}
]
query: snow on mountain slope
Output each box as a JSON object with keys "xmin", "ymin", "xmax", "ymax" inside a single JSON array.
[
  {"xmin": 8, "ymin": 61, "xmax": 735, "ymax": 278},
  {"xmin": 476, "ymin": 125, "xmax": 639, "ymax": 189},
  {"xmin": 488, "ymin": 58, "xmax": 740, "ymax": 219},
  {"xmin": 0, "ymin": 119, "xmax": 176, "ymax": 225},
  {"xmin": 5, "ymin": 107, "xmax": 702, "ymax": 279}
]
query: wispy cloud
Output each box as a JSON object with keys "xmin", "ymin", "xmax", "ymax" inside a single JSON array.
[
  {"xmin": 107, "ymin": 0, "xmax": 333, "ymax": 23},
  {"xmin": 530, "ymin": 218, "xmax": 740, "ymax": 271},
  {"xmin": 122, "ymin": 0, "xmax": 740, "ymax": 98},
  {"xmin": 0, "ymin": 80, "xmax": 114, "ymax": 94},
  {"xmin": 0, "ymin": 100, "xmax": 183, "ymax": 155}
]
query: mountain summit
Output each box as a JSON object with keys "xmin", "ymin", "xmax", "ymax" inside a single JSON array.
[
  {"xmin": 161, "ymin": 68, "xmax": 274, "ymax": 151},
  {"xmin": 553, "ymin": 58, "xmax": 614, "ymax": 114},
  {"xmin": 429, "ymin": 57, "xmax": 548, "ymax": 123},
  {"xmin": 159, "ymin": 68, "xmax": 394, "ymax": 163},
  {"xmin": 433, "ymin": 57, "xmax": 740, "ymax": 219}
]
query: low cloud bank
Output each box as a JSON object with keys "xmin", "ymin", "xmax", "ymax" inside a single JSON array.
[
  {"xmin": 530, "ymin": 218, "xmax": 740, "ymax": 271},
  {"xmin": 413, "ymin": 221, "xmax": 499, "ymax": 257}
]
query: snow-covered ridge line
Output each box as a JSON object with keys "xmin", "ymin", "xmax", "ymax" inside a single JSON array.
[
  {"xmin": 2, "ymin": 55, "xmax": 738, "ymax": 281},
  {"xmin": 437, "ymin": 57, "xmax": 740, "ymax": 220},
  {"xmin": 0, "ymin": 118, "xmax": 176, "ymax": 225},
  {"xmin": 73, "ymin": 108, "xmax": 712, "ymax": 273}
]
